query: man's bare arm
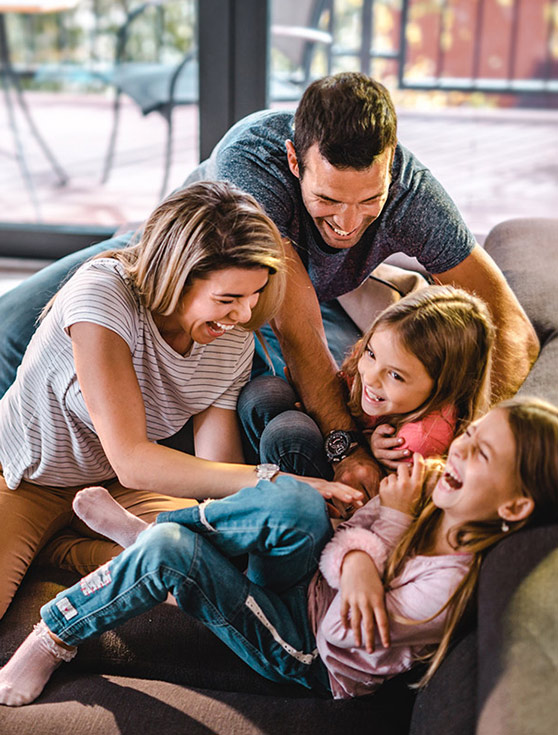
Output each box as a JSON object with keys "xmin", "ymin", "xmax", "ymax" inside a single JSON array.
[
  {"xmin": 434, "ymin": 244, "xmax": 539, "ymax": 401},
  {"xmin": 270, "ymin": 241, "xmax": 382, "ymax": 496}
]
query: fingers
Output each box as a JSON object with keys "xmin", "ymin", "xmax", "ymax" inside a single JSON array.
[
  {"xmin": 319, "ymin": 482, "xmax": 364, "ymax": 507},
  {"xmin": 342, "ymin": 601, "xmax": 390, "ymax": 653},
  {"xmin": 373, "ymin": 602, "xmax": 390, "ymax": 649},
  {"xmin": 340, "ymin": 597, "xmax": 350, "ymax": 631},
  {"xmin": 374, "ymin": 424, "xmax": 396, "ymax": 437},
  {"xmin": 351, "ymin": 606, "xmax": 363, "ymax": 648}
]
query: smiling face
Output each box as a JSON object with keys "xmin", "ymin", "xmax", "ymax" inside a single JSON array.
[
  {"xmin": 433, "ymin": 408, "xmax": 533, "ymax": 530},
  {"xmin": 357, "ymin": 327, "xmax": 434, "ymax": 418},
  {"xmin": 286, "ymin": 141, "xmax": 393, "ymax": 250},
  {"xmin": 154, "ymin": 267, "xmax": 269, "ymax": 353}
]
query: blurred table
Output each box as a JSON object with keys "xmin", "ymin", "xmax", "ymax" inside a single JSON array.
[{"xmin": 0, "ymin": 1, "xmax": 79, "ymax": 218}]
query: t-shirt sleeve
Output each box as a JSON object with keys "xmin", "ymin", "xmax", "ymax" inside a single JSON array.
[
  {"xmin": 210, "ymin": 331, "xmax": 255, "ymax": 410},
  {"xmin": 387, "ymin": 167, "xmax": 476, "ymax": 274},
  {"xmin": 56, "ymin": 261, "xmax": 138, "ymax": 350}
]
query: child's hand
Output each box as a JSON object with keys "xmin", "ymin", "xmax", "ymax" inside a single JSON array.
[
  {"xmin": 340, "ymin": 550, "xmax": 389, "ymax": 653},
  {"xmin": 368, "ymin": 424, "xmax": 411, "ymax": 470},
  {"xmin": 379, "ymin": 453, "xmax": 425, "ymax": 515}
]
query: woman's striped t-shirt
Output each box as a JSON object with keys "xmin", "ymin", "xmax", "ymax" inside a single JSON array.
[{"xmin": 0, "ymin": 258, "xmax": 254, "ymax": 489}]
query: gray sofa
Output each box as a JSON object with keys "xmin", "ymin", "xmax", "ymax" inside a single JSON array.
[{"xmin": 1, "ymin": 218, "xmax": 557, "ymax": 734}]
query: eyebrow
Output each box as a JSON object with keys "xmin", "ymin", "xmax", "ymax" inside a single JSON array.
[
  {"xmin": 213, "ymin": 282, "xmax": 269, "ymax": 298},
  {"xmin": 315, "ymin": 191, "xmax": 386, "ymax": 205},
  {"xmin": 364, "ymin": 342, "xmax": 412, "ymax": 378}
]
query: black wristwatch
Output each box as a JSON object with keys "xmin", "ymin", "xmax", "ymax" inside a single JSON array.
[{"xmin": 324, "ymin": 430, "xmax": 360, "ymax": 463}]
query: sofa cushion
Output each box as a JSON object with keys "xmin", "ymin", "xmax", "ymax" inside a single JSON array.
[
  {"xmin": 0, "ymin": 669, "xmax": 415, "ymax": 735},
  {"xmin": 475, "ymin": 524, "xmax": 558, "ymax": 734},
  {"xmin": 410, "ymin": 630, "xmax": 476, "ymax": 735}
]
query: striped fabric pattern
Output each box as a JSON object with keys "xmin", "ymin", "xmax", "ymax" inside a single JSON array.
[{"xmin": 0, "ymin": 259, "xmax": 253, "ymax": 489}]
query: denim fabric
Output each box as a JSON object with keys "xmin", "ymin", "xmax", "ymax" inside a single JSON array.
[
  {"xmin": 0, "ymin": 233, "xmax": 134, "ymax": 399},
  {"xmin": 238, "ymin": 376, "xmax": 333, "ymax": 479},
  {"xmin": 41, "ymin": 477, "xmax": 332, "ymax": 694},
  {"xmin": 253, "ymin": 300, "xmax": 361, "ymax": 379}
]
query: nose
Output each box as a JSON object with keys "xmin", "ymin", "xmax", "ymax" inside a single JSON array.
[
  {"xmin": 452, "ymin": 431, "xmax": 470, "ymax": 457},
  {"xmin": 361, "ymin": 362, "xmax": 381, "ymax": 388},
  {"xmin": 231, "ymin": 296, "xmax": 256, "ymax": 323},
  {"xmin": 333, "ymin": 205, "xmax": 361, "ymax": 234}
]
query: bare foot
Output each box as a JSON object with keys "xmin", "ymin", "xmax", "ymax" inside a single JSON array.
[{"xmin": 72, "ymin": 486, "xmax": 149, "ymax": 548}]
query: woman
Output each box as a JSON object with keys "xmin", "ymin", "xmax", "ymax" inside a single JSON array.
[{"xmin": 0, "ymin": 181, "xmax": 363, "ymax": 620}]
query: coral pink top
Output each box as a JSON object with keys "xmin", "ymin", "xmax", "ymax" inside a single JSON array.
[{"xmin": 307, "ymin": 496, "xmax": 471, "ymax": 699}]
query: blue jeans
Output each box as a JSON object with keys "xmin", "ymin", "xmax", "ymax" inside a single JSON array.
[
  {"xmin": 41, "ymin": 477, "xmax": 332, "ymax": 695},
  {"xmin": 238, "ymin": 376, "xmax": 333, "ymax": 479}
]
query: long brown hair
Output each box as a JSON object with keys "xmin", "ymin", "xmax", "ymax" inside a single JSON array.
[
  {"xmin": 384, "ymin": 397, "xmax": 558, "ymax": 687},
  {"xmin": 342, "ymin": 285, "xmax": 495, "ymax": 434}
]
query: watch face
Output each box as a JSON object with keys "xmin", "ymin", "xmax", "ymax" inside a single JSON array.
[{"xmin": 326, "ymin": 430, "xmax": 351, "ymax": 457}]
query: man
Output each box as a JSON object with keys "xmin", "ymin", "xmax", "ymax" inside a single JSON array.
[{"xmin": 0, "ymin": 73, "xmax": 538, "ymax": 495}]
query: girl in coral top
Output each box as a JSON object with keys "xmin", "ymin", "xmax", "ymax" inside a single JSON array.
[
  {"xmin": 240, "ymin": 286, "xmax": 495, "ymax": 498},
  {"xmin": 338, "ymin": 285, "xmax": 495, "ymax": 471},
  {"xmin": 1, "ymin": 397, "xmax": 557, "ymax": 704}
]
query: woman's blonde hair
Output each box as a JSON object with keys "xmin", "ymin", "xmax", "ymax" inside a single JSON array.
[
  {"xmin": 341, "ymin": 285, "xmax": 495, "ymax": 432},
  {"xmin": 97, "ymin": 181, "xmax": 286, "ymax": 330},
  {"xmin": 385, "ymin": 396, "xmax": 558, "ymax": 687}
]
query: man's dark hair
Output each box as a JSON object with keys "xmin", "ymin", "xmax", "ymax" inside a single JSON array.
[{"xmin": 293, "ymin": 72, "xmax": 397, "ymax": 175}]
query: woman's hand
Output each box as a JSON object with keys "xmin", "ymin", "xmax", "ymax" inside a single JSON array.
[
  {"xmin": 367, "ymin": 424, "xmax": 410, "ymax": 470},
  {"xmin": 340, "ymin": 550, "xmax": 389, "ymax": 653},
  {"xmin": 378, "ymin": 453, "xmax": 425, "ymax": 515},
  {"xmin": 291, "ymin": 475, "xmax": 364, "ymax": 514}
]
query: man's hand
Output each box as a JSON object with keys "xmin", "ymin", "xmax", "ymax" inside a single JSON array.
[
  {"xmin": 379, "ymin": 453, "xmax": 425, "ymax": 515},
  {"xmin": 340, "ymin": 550, "xmax": 390, "ymax": 653},
  {"xmin": 333, "ymin": 445, "xmax": 383, "ymax": 500},
  {"xmin": 368, "ymin": 424, "xmax": 411, "ymax": 470}
]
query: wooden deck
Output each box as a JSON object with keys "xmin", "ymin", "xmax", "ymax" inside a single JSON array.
[{"xmin": 1, "ymin": 91, "xmax": 557, "ymax": 240}]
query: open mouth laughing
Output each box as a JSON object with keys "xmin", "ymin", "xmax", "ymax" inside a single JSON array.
[
  {"xmin": 363, "ymin": 385, "xmax": 385, "ymax": 404},
  {"xmin": 324, "ymin": 220, "xmax": 359, "ymax": 239},
  {"xmin": 439, "ymin": 462, "xmax": 463, "ymax": 492},
  {"xmin": 207, "ymin": 321, "xmax": 236, "ymax": 337}
]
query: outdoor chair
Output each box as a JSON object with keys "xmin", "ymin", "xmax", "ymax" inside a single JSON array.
[{"xmin": 101, "ymin": 0, "xmax": 333, "ymax": 200}]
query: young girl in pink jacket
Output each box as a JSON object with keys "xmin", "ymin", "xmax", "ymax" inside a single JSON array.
[{"xmin": 1, "ymin": 397, "xmax": 557, "ymax": 704}]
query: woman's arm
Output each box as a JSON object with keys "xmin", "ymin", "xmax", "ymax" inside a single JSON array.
[
  {"xmin": 71, "ymin": 322, "xmax": 364, "ymax": 506},
  {"xmin": 71, "ymin": 321, "xmax": 257, "ymax": 498}
]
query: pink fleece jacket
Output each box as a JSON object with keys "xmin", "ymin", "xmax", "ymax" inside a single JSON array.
[{"xmin": 307, "ymin": 496, "xmax": 471, "ymax": 699}]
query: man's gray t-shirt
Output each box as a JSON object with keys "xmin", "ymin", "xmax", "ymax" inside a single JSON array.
[{"xmin": 196, "ymin": 110, "xmax": 476, "ymax": 303}]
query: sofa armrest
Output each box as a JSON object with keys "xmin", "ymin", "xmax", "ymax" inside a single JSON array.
[
  {"xmin": 483, "ymin": 218, "xmax": 558, "ymax": 345},
  {"xmin": 483, "ymin": 218, "xmax": 558, "ymax": 404}
]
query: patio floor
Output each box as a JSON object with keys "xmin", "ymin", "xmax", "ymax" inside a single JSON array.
[{"xmin": 1, "ymin": 91, "xmax": 557, "ymax": 241}]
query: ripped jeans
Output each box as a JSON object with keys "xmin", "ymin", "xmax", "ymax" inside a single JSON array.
[{"xmin": 40, "ymin": 476, "xmax": 333, "ymax": 695}]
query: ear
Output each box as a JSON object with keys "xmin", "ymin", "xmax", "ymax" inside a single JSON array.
[
  {"xmin": 285, "ymin": 140, "xmax": 300, "ymax": 179},
  {"xmin": 498, "ymin": 495, "xmax": 535, "ymax": 524}
]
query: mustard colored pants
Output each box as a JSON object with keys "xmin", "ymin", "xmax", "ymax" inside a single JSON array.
[{"xmin": 0, "ymin": 469, "xmax": 196, "ymax": 620}]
